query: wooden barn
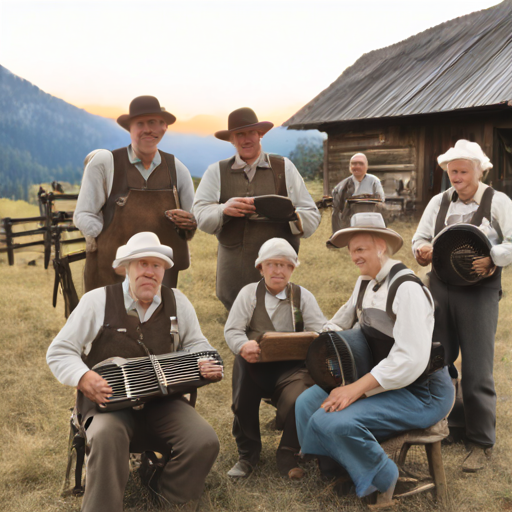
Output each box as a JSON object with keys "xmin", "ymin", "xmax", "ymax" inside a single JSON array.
[{"xmin": 283, "ymin": 0, "xmax": 512, "ymax": 207}]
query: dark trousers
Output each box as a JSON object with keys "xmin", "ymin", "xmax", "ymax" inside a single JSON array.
[
  {"xmin": 429, "ymin": 271, "xmax": 500, "ymax": 447},
  {"xmin": 82, "ymin": 397, "xmax": 219, "ymax": 512},
  {"xmin": 231, "ymin": 355, "xmax": 313, "ymax": 466}
]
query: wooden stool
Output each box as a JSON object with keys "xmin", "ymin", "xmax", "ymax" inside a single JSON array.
[{"xmin": 381, "ymin": 417, "xmax": 449, "ymax": 505}]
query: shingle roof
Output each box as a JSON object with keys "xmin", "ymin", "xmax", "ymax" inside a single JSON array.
[{"xmin": 284, "ymin": 1, "xmax": 512, "ymax": 130}]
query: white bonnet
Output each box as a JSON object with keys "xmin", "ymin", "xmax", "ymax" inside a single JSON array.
[
  {"xmin": 438, "ymin": 139, "xmax": 493, "ymax": 172},
  {"xmin": 255, "ymin": 238, "xmax": 300, "ymax": 268}
]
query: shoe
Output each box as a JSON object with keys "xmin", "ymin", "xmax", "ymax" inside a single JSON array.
[
  {"xmin": 227, "ymin": 459, "xmax": 254, "ymax": 478},
  {"xmin": 276, "ymin": 448, "xmax": 300, "ymax": 477},
  {"xmin": 462, "ymin": 443, "xmax": 492, "ymax": 473}
]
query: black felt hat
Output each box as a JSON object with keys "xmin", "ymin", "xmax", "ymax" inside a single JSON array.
[
  {"xmin": 117, "ymin": 96, "xmax": 176, "ymax": 131},
  {"xmin": 214, "ymin": 107, "xmax": 273, "ymax": 141}
]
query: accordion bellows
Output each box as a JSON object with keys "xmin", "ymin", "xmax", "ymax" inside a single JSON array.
[
  {"xmin": 93, "ymin": 350, "xmax": 222, "ymax": 412},
  {"xmin": 432, "ymin": 224, "xmax": 492, "ymax": 286}
]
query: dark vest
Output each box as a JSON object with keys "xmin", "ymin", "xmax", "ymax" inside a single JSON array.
[
  {"xmin": 246, "ymin": 279, "xmax": 303, "ymax": 341},
  {"xmin": 217, "ymin": 155, "xmax": 300, "ymax": 252}
]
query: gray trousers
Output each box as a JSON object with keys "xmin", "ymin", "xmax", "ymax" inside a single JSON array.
[
  {"xmin": 82, "ymin": 397, "xmax": 220, "ymax": 512},
  {"xmin": 429, "ymin": 271, "xmax": 500, "ymax": 447}
]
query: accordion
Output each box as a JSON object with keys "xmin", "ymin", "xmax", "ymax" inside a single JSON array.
[
  {"xmin": 432, "ymin": 224, "xmax": 492, "ymax": 286},
  {"xmin": 92, "ymin": 350, "xmax": 222, "ymax": 412}
]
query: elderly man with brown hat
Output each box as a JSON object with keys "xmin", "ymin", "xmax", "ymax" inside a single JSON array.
[
  {"xmin": 47, "ymin": 232, "xmax": 222, "ymax": 512},
  {"xmin": 192, "ymin": 107, "xmax": 321, "ymax": 310},
  {"xmin": 74, "ymin": 95, "xmax": 197, "ymax": 292},
  {"xmin": 413, "ymin": 139, "xmax": 512, "ymax": 472}
]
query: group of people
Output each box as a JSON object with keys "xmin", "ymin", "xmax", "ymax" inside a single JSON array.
[{"xmin": 46, "ymin": 96, "xmax": 512, "ymax": 511}]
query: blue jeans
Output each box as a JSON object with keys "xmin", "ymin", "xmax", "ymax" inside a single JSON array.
[{"xmin": 296, "ymin": 367, "xmax": 454, "ymax": 497}]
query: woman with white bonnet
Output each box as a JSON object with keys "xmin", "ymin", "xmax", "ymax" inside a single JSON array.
[
  {"xmin": 224, "ymin": 237, "xmax": 328, "ymax": 479},
  {"xmin": 413, "ymin": 139, "xmax": 512, "ymax": 472}
]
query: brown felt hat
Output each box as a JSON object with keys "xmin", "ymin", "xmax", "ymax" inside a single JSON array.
[
  {"xmin": 214, "ymin": 107, "xmax": 273, "ymax": 141},
  {"xmin": 117, "ymin": 96, "xmax": 177, "ymax": 131}
]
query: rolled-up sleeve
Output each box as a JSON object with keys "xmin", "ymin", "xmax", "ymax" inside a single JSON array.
[
  {"xmin": 192, "ymin": 163, "xmax": 225, "ymax": 235},
  {"xmin": 411, "ymin": 193, "xmax": 443, "ymax": 255},
  {"xmin": 489, "ymin": 191, "xmax": 512, "ymax": 267},
  {"xmin": 175, "ymin": 157, "xmax": 195, "ymax": 213},
  {"xmin": 73, "ymin": 150, "xmax": 113, "ymax": 237},
  {"xmin": 370, "ymin": 282, "xmax": 433, "ymax": 390},
  {"xmin": 327, "ymin": 278, "xmax": 362, "ymax": 331},
  {"xmin": 224, "ymin": 284, "xmax": 258, "ymax": 355},
  {"xmin": 284, "ymin": 158, "xmax": 321, "ymax": 238},
  {"xmin": 175, "ymin": 289, "xmax": 217, "ymax": 353}
]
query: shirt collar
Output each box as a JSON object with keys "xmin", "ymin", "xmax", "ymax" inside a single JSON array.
[
  {"xmin": 374, "ymin": 258, "xmax": 401, "ymax": 284},
  {"xmin": 265, "ymin": 283, "xmax": 289, "ymax": 300},
  {"xmin": 127, "ymin": 144, "xmax": 161, "ymax": 168},
  {"xmin": 122, "ymin": 276, "xmax": 162, "ymax": 320},
  {"xmin": 231, "ymin": 150, "xmax": 270, "ymax": 170}
]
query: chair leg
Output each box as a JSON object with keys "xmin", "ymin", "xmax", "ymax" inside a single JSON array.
[{"xmin": 425, "ymin": 441, "xmax": 447, "ymax": 505}]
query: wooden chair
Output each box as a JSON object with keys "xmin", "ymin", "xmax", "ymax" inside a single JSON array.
[{"xmin": 380, "ymin": 417, "xmax": 449, "ymax": 505}]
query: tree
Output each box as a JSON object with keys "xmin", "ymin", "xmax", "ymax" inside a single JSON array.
[{"xmin": 288, "ymin": 137, "xmax": 324, "ymax": 180}]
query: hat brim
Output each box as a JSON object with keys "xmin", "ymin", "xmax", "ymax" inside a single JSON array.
[
  {"xmin": 214, "ymin": 121, "xmax": 274, "ymax": 141},
  {"xmin": 117, "ymin": 111, "xmax": 177, "ymax": 131},
  {"xmin": 112, "ymin": 250, "xmax": 174, "ymax": 270},
  {"xmin": 327, "ymin": 227, "xmax": 403, "ymax": 255}
]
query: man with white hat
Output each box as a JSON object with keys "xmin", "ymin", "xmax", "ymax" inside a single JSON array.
[
  {"xmin": 413, "ymin": 139, "xmax": 512, "ymax": 472},
  {"xmin": 224, "ymin": 238, "xmax": 327, "ymax": 478},
  {"xmin": 193, "ymin": 107, "xmax": 321, "ymax": 310},
  {"xmin": 331, "ymin": 152, "xmax": 385, "ymax": 233},
  {"xmin": 47, "ymin": 232, "xmax": 222, "ymax": 512},
  {"xmin": 74, "ymin": 95, "xmax": 197, "ymax": 293},
  {"xmin": 296, "ymin": 213, "xmax": 453, "ymax": 508}
]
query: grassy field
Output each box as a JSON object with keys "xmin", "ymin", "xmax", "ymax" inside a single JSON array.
[{"xmin": 1, "ymin": 183, "xmax": 512, "ymax": 512}]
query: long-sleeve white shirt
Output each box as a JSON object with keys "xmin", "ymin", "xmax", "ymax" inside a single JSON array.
[
  {"xmin": 73, "ymin": 146, "xmax": 195, "ymax": 237},
  {"xmin": 46, "ymin": 279, "xmax": 214, "ymax": 387},
  {"xmin": 192, "ymin": 152, "xmax": 321, "ymax": 238},
  {"xmin": 329, "ymin": 259, "xmax": 434, "ymax": 391},
  {"xmin": 412, "ymin": 182, "xmax": 512, "ymax": 267},
  {"xmin": 224, "ymin": 282, "xmax": 328, "ymax": 356}
]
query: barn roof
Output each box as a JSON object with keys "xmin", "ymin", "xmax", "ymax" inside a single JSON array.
[{"xmin": 284, "ymin": 1, "xmax": 512, "ymax": 130}]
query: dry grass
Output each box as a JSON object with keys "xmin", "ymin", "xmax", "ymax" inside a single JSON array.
[{"xmin": 1, "ymin": 184, "xmax": 512, "ymax": 512}]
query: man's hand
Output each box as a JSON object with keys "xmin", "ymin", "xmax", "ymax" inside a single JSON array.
[
  {"xmin": 415, "ymin": 245, "xmax": 433, "ymax": 266},
  {"xmin": 320, "ymin": 383, "xmax": 363, "ymax": 413},
  {"xmin": 85, "ymin": 236, "xmax": 98, "ymax": 253},
  {"xmin": 198, "ymin": 359, "xmax": 224, "ymax": 382},
  {"xmin": 165, "ymin": 209, "xmax": 197, "ymax": 230},
  {"xmin": 240, "ymin": 340, "xmax": 261, "ymax": 363},
  {"xmin": 472, "ymin": 256, "xmax": 495, "ymax": 277},
  {"xmin": 77, "ymin": 370, "xmax": 112, "ymax": 405},
  {"xmin": 223, "ymin": 197, "xmax": 256, "ymax": 217}
]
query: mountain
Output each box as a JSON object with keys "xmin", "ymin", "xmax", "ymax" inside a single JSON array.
[{"xmin": 0, "ymin": 65, "xmax": 323, "ymax": 200}]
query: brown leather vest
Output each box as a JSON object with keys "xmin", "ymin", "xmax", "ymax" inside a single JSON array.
[
  {"xmin": 217, "ymin": 155, "xmax": 300, "ymax": 251},
  {"xmin": 84, "ymin": 148, "xmax": 189, "ymax": 292},
  {"xmin": 246, "ymin": 279, "xmax": 302, "ymax": 341}
]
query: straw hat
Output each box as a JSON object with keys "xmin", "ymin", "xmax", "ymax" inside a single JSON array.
[
  {"xmin": 112, "ymin": 232, "xmax": 174, "ymax": 270},
  {"xmin": 327, "ymin": 213, "xmax": 403, "ymax": 255},
  {"xmin": 214, "ymin": 108, "xmax": 273, "ymax": 141}
]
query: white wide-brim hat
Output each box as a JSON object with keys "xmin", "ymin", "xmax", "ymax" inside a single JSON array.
[
  {"xmin": 255, "ymin": 238, "xmax": 300, "ymax": 268},
  {"xmin": 437, "ymin": 139, "xmax": 493, "ymax": 172},
  {"xmin": 112, "ymin": 232, "xmax": 174, "ymax": 270},
  {"xmin": 327, "ymin": 213, "xmax": 403, "ymax": 255}
]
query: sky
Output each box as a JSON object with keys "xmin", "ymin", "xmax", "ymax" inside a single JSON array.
[{"xmin": 0, "ymin": 0, "xmax": 501, "ymax": 134}]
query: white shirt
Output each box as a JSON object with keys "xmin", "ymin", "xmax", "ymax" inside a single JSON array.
[
  {"xmin": 329, "ymin": 259, "xmax": 434, "ymax": 391},
  {"xmin": 332, "ymin": 173, "xmax": 385, "ymax": 200},
  {"xmin": 46, "ymin": 280, "xmax": 215, "ymax": 387},
  {"xmin": 73, "ymin": 147, "xmax": 195, "ymax": 238},
  {"xmin": 412, "ymin": 182, "xmax": 512, "ymax": 267},
  {"xmin": 192, "ymin": 152, "xmax": 321, "ymax": 238},
  {"xmin": 224, "ymin": 282, "xmax": 328, "ymax": 356}
]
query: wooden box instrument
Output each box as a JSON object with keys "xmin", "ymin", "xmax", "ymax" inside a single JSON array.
[
  {"xmin": 92, "ymin": 350, "xmax": 222, "ymax": 412},
  {"xmin": 257, "ymin": 331, "xmax": 319, "ymax": 362}
]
